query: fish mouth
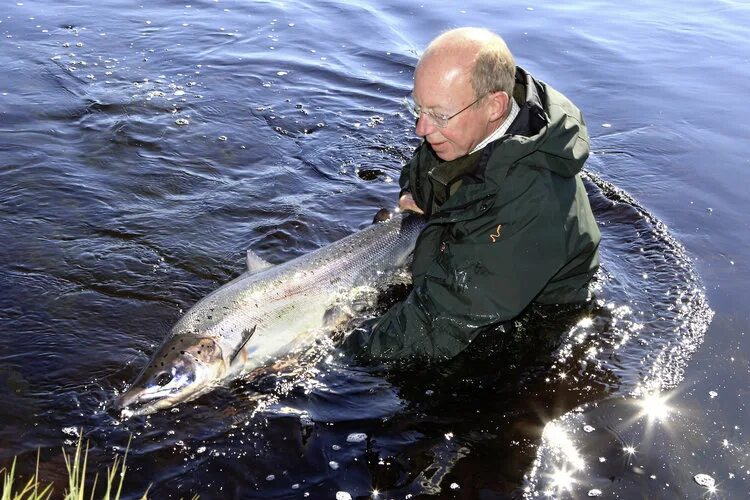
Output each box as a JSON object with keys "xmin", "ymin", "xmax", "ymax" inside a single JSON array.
[{"xmin": 116, "ymin": 383, "xmax": 213, "ymax": 418}]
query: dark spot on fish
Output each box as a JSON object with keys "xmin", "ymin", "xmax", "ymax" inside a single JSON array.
[
  {"xmin": 197, "ymin": 351, "xmax": 201, "ymax": 355},
  {"xmin": 180, "ymin": 351, "xmax": 186, "ymax": 355},
  {"xmin": 207, "ymin": 316, "xmax": 212, "ymax": 319},
  {"xmin": 171, "ymin": 347, "xmax": 175, "ymax": 350}
]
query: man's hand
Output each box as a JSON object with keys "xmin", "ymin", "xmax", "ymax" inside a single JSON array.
[{"xmin": 399, "ymin": 192, "xmax": 424, "ymax": 214}]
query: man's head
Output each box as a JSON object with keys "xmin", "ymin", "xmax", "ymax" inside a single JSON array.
[{"xmin": 412, "ymin": 28, "xmax": 516, "ymax": 161}]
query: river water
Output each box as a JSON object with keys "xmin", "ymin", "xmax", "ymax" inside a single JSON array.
[{"xmin": 0, "ymin": 0, "xmax": 747, "ymax": 498}]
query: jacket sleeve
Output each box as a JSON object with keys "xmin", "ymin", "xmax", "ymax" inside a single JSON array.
[
  {"xmin": 398, "ymin": 143, "xmax": 424, "ymax": 200},
  {"xmin": 353, "ymin": 185, "xmax": 570, "ymax": 361},
  {"xmin": 398, "ymin": 157, "xmax": 411, "ymax": 197}
]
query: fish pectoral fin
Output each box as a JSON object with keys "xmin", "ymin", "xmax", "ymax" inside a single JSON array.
[
  {"xmin": 246, "ymin": 249, "xmax": 273, "ymax": 274},
  {"xmin": 230, "ymin": 324, "xmax": 257, "ymax": 365}
]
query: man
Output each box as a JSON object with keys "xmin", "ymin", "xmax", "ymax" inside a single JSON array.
[{"xmin": 346, "ymin": 27, "xmax": 600, "ymax": 361}]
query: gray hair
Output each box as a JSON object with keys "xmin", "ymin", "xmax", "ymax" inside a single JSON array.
[{"xmin": 470, "ymin": 31, "xmax": 516, "ymax": 100}]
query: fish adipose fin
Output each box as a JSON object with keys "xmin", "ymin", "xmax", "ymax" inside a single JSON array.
[
  {"xmin": 246, "ymin": 249, "xmax": 273, "ymax": 274},
  {"xmin": 230, "ymin": 325, "xmax": 257, "ymax": 364}
]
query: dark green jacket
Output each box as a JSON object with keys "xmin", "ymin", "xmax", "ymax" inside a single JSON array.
[{"xmin": 352, "ymin": 67, "xmax": 600, "ymax": 361}]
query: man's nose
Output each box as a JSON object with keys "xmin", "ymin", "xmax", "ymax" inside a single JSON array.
[{"xmin": 415, "ymin": 113, "xmax": 435, "ymax": 137}]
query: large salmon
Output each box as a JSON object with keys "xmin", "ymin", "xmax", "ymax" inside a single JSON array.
[{"xmin": 116, "ymin": 212, "xmax": 425, "ymax": 417}]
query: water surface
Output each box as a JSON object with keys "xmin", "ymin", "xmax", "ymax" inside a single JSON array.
[{"xmin": 1, "ymin": 0, "xmax": 747, "ymax": 498}]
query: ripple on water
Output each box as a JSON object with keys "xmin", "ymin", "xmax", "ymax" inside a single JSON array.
[{"xmin": 523, "ymin": 169, "xmax": 713, "ymax": 497}]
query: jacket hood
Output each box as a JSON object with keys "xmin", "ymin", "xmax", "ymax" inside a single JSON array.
[{"xmin": 488, "ymin": 67, "xmax": 590, "ymax": 180}]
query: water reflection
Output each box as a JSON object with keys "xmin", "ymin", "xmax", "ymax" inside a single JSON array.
[
  {"xmin": 0, "ymin": 1, "xmax": 719, "ymax": 498},
  {"xmin": 636, "ymin": 391, "xmax": 673, "ymax": 424}
]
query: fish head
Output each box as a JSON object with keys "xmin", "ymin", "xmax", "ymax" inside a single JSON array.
[{"xmin": 116, "ymin": 336, "xmax": 227, "ymax": 417}]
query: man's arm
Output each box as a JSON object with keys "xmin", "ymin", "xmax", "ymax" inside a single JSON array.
[{"xmin": 351, "ymin": 190, "xmax": 570, "ymax": 361}]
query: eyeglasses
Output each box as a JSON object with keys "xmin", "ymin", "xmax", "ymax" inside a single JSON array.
[{"xmin": 402, "ymin": 94, "xmax": 485, "ymax": 129}]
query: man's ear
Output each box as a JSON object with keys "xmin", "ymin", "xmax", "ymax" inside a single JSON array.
[{"xmin": 488, "ymin": 91, "xmax": 510, "ymax": 122}]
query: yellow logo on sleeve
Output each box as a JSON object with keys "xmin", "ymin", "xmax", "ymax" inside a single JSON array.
[{"xmin": 490, "ymin": 224, "xmax": 503, "ymax": 243}]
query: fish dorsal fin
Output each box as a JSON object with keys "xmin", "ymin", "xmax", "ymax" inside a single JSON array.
[{"xmin": 246, "ymin": 249, "xmax": 273, "ymax": 274}]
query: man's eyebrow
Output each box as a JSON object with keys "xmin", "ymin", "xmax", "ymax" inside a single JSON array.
[{"xmin": 411, "ymin": 94, "xmax": 448, "ymax": 113}]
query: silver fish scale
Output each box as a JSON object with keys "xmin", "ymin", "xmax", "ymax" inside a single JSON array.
[{"xmin": 169, "ymin": 213, "xmax": 425, "ymax": 371}]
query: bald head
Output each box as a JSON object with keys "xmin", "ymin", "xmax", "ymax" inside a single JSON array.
[
  {"xmin": 410, "ymin": 28, "xmax": 516, "ymax": 161},
  {"xmin": 418, "ymin": 28, "xmax": 516, "ymax": 102}
]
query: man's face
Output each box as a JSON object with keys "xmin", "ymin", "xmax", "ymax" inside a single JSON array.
[{"xmin": 412, "ymin": 56, "xmax": 494, "ymax": 161}]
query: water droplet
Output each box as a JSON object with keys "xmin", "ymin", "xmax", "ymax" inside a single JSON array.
[
  {"xmin": 175, "ymin": 118, "xmax": 189, "ymax": 126},
  {"xmin": 693, "ymin": 473, "xmax": 715, "ymax": 488},
  {"xmin": 709, "ymin": 390, "xmax": 718, "ymax": 398},
  {"xmin": 329, "ymin": 461, "xmax": 339, "ymax": 470},
  {"xmin": 583, "ymin": 425, "xmax": 595, "ymax": 433},
  {"xmin": 276, "ymin": 71, "xmax": 288, "ymax": 76},
  {"xmin": 266, "ymin": 474, "xmax": 275, "ymax": 481},
  {"xmin": 450, "ymin": 483, "xmax": 460, "ymax": 490},
  {"xmin": 587, "ymin": 489, "xmax": 602, "ymax": 497},
  {"xmin": 218, "ymin": 135, "xmax": 228, "ymax": 141},
  {"xmin": 336, "ymin": 492, "xmax": 352, "ymax": 500},
  {"xmin": 602, "ymin": 123, "xmax": 612, "ymax": 128},
  {"xmin": 346, "ymin": 432, "xmax": 367, "ymax": 443}
]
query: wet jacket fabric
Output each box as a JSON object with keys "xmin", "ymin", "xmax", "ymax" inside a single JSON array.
[{"xmin": 349, "ymin": 67, "xmax": 600, "ymax": 361}]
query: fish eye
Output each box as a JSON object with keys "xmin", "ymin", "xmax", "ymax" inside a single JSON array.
[{"xmin": 156, "ymin": 372, "xmax": 173, "ymax": 387}]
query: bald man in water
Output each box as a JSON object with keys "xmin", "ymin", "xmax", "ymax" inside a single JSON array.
[{"xmin": 347, "ymin": 28, "xmax": 600, "ymax": 361}]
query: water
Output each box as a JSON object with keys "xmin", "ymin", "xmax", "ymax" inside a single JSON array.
[{"xmin": 0, "ymin": 0, "xmax": 747, "ymax": 498}]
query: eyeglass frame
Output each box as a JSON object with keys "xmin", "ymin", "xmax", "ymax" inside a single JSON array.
[{"xmin": 402, "ymin": 93, "xmax": 487, "ymax": 129}]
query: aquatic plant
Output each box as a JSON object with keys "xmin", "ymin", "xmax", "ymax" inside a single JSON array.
[
  {"xmin": 1, "ymin": 451, "xmax": 52, "ymax": 500},
  {"xmin": 0, "ymin": 434, "xmax": 147, "ymax": 500}
]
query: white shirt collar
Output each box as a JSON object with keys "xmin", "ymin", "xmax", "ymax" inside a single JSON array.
[{"xmin": 469, "ymin": 98, "xmax": 520, "ymax": 155}]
